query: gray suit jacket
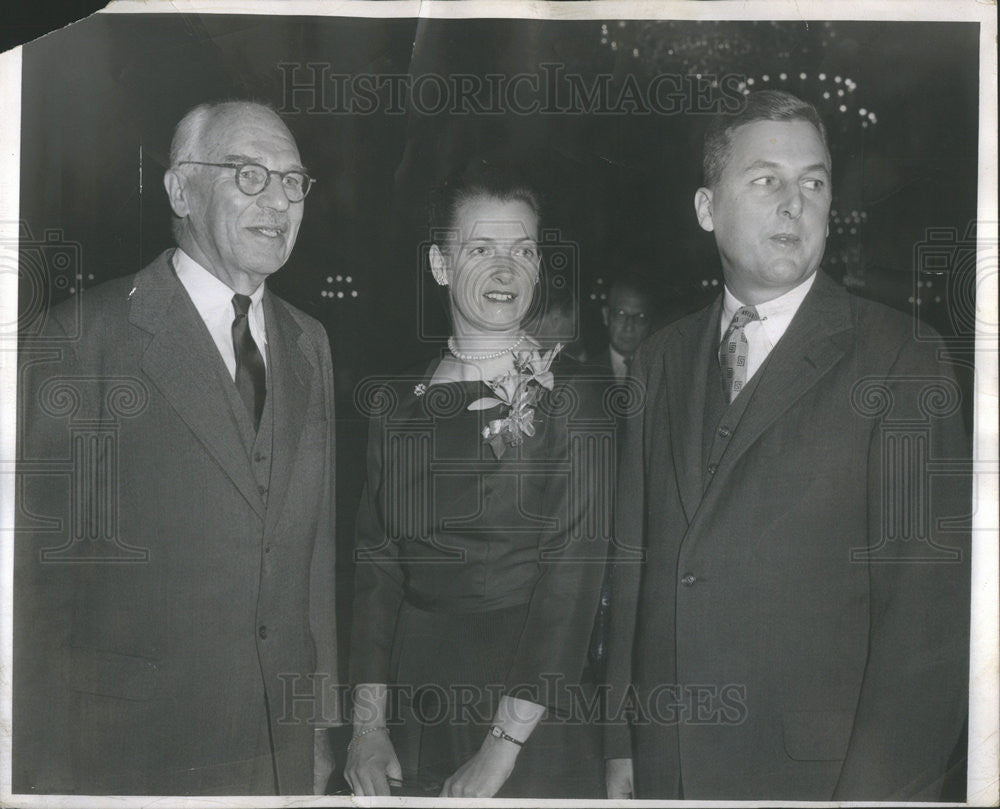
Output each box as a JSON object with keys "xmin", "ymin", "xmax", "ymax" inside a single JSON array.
[
  {"xmin": 15, "ymin": 250, "xmax": 338, "ymax": 794},
  {"xmin": 604, "ymin": 271, "xmax": 970, "ymax": 800}
]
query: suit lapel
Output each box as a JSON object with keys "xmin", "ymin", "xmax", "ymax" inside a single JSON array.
[
  {"xmin": 131, "ymin": 251, "xmax": 265, "ymax": 518},
  {"xmin": 716, "ymin": 272, "xmax": 854, "ymax": 477},
  {"xmin": 666, "ymin": 297, "xmax": 722, "ymax": 523},
  {"xmin": 260, "ymin": 292, "xmax": 311, "ymax": 537}
]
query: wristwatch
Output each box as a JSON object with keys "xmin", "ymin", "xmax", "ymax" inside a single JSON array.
[{"xmin": 488, "ymin": 725, "xmax": 525, "ymax": 746}]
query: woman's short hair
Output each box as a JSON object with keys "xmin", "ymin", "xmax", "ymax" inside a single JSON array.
[
  {"xmin": 702, "ymin": 90, "xmax": 829, "ymax": 187},
  {"xmin": 429, "ymin": 160, "xmax": 542, "ymax": 247}
]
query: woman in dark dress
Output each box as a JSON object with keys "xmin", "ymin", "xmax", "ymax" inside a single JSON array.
[{"xmin": 344, "ymin": 173, "xmax": 613, "ymax": 798}]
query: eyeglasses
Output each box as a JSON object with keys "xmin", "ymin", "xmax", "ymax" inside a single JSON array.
[
  {"xmin": 176, "ymin": 161, "xmax": 315, "ymax": 202},
  {"xmin": 609, "ymin": 309, "xmax": 648, "ymax": 324}
]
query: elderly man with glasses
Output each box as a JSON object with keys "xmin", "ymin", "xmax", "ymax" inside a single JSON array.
[{"xmin": 15, "ymin": 101, "xmax": 338, "ymax": 796}]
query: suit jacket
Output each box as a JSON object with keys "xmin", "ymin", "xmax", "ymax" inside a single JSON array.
[
  {"xmin": 591, "ymin": 346, "xmax": 613, "ymax": 374},
  {"xmin": 604, "ymin": 271, "xmax": 970, "ymax": 800},
  {"xmin": 14, "ymin": 250, "xmax": 338, "ymax": 795}
]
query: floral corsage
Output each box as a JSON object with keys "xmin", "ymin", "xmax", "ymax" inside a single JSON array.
[{"xmin": 467, "ymin": 344, "xmax": 562, "ymax": 459}]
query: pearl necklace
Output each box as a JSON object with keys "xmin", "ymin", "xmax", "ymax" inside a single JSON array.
[{"xmin": 448, "ymin": 334, "xmax": 525, "ymax": 362}]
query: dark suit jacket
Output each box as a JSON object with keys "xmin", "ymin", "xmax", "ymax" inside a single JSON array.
[
  {"xmin": 14, "ymin": 250, "xmax": 338, "ymax": 795},
  {"xmin": 604, "ymin": 271, "xmax": 970, "ymax": 800},
  {"xmin": 591, "ymin": 346, "xmax": 613, "ymax": 374}
]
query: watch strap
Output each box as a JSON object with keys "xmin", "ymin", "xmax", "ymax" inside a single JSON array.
[{"xmin": 489, "ymin": 725, "xmax": 525, "ymax": 746}]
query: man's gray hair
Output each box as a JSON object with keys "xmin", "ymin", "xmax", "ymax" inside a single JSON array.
[
  {"xmin": 168, "ymin": 99, "xmax": 284, "ymax": 167},
  {"xmin": 169, "ymin": 103, "xmax": 215, "ymax": 166}
]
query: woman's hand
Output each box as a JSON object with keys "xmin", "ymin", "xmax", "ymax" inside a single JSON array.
[
  {"xmin": 343, "ymin": 729, "xmax": 401, "ymax": 797},
  {"xmin": 438, "ymin": 694, "xmax": 545, "ymax": 797},
  {"xmin": 605, "ymin": 757, "xmax": 634, "ymax": 798},
  {"xmin": 439, "ymin": 734, "xmax": 520, "ymax": 798}
]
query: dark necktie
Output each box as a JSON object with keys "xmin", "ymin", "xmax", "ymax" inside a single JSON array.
[
  {"xmin": 231, "ymin": 293, "xmax": 266, "ymax": 430},
  {"xmin": 719, "ymin": 305, "xmax": 759, "ymax": 403},
  {"xmin": 623, "ymin": 354, "xmax": 633, "ymax": 379}
]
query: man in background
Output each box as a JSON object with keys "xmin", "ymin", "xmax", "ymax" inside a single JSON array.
[{"xmin": 595, "ymin": 273, "xmax": 657, "ymax": 380}]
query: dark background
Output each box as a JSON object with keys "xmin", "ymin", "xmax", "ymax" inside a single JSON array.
[{"xmin": 15, "ymin": 13, "xmax": 981, "ymax": 719}]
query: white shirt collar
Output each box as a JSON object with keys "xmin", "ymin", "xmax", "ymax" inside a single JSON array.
[
  {"xmin": 173, "ymin": 248, "xmax": 265, "ymax": 314},
  {"xmin": 721, "ymin": 272, "xmax": 817, "ymax": 346},
  {"xmin": 172, "ymin": 248, "xmax": 268, "ymax": 378}
]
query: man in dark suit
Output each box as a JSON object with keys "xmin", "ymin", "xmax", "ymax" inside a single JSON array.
[
  {"xmin": 594, "ymin": 274, "xmax": 656, "ymax": 381},
  {"xmin": 15, "ymin": 101, "xmax": 338, "ymax": 795},
  {"xmin": 604, "ymin": 90, "xmax": 970, "ymax": 800}
]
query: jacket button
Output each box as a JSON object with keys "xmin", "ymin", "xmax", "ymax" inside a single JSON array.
[
  {"xmin": 264, "ymin": 545, "xmax": 271, "ymax": 554},
  {"xmin": 258, "ymin": 625, "xmax": 268, "ymax": 639},
  {"xmin": 258, "ymin": 485, "xmax": 268, "ymax": 496},
  {"xmin": 254, "ymin": 452, "xmax": 267, "ymax": 462},
  {"xmin": 707, "ymin": 463, "xmax": 717, "ymax": 475},
  {"xmin": 718, "ymin": 426, "xmax": 730, "ymax": 438},
  {"xmin": 681, "ymin": 574, "xmax": 697, "ymax": 587}
]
